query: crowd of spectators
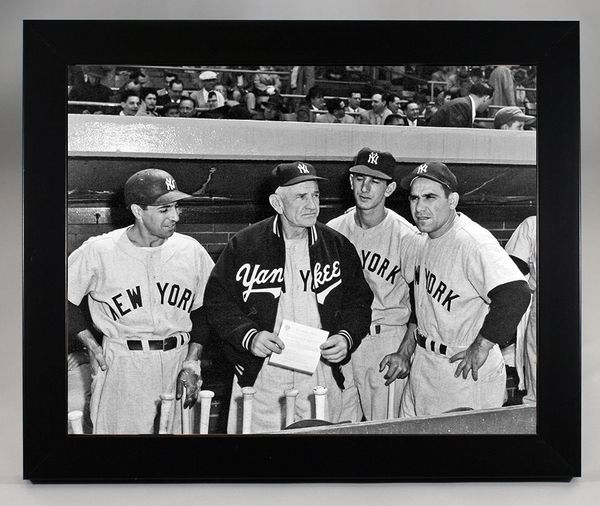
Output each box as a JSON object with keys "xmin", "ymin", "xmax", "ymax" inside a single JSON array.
[{"xmin": 68, "ymin": 65, "xmax": 536, "ymax": 130}]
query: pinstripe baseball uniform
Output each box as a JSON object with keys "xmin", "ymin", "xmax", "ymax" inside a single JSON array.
[
  {"xmin": 328, "ymin": 208, "xmax": 418, "ymax": 420},
  {"xmin": 68, "ymin": 227, "xmax": 214, "ymax": 434},
  {"xmin": 400, "ymin": 213, "xmax": 525, "ymax": 417},
  {"xmin": 505, "ymin": 216, "xmax": 537, "ymax": 405}
]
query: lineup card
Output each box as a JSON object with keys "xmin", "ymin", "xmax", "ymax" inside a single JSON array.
[{"xmin": 268, "ymin": 319, "xmax": 329, "ymax": 374}]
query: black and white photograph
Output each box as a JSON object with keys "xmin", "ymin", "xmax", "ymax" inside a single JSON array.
[
  {"xmin": 21, "ymin": 20, "xmax": 580, "ymax": 484},
  {"xmin": 66, "ymin": 63, "xmax": 538, "ymax": 437}
]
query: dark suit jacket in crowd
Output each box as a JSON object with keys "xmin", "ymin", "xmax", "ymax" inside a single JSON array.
[
  {"xmin": 157, "ymin": 94, "xmax": 179, "ymax": 107},
  {"xmin": 428, "ymin": 96, "xmax": 474, "ymax": 128},
  {"xmin": 401, "ymin": 117, "xmax": 427, "ymax": 127}
]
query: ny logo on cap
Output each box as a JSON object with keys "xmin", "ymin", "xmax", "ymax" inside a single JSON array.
[
  {"xmin": 367, "ymin": 152, "xmax": 379, "ymax": 165},
  {"xmin": 297, "ymin": 162, "xmax": 309, "ymax": 174},
  {"xmin": 165, "ymin": 177, "xmax": 176, "ymax": 191},
  {"xmin": 416, "ymin": 163, "xmax": 428, "ymax": 174}
]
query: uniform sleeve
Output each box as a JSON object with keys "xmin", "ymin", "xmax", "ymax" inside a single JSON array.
[
  {"xmin": 399, "ymin": 225, "xmax": 421, "ymax": 284},
  {"xmin": 67, "ymin": 244, "xmax": 97, "ymax": 306},
  {"xmin": 505, "ymin": 217, "xmax": 535, "ymax": 265},
  {"xmin": 466, "ymin": 239, "xmax": 525, "ymax": 303},
  {"xmin": 335, "ymin": 239, "xmax": 373, "ymax": 352},
  {"xmin": 191, "ymin": 245, "xmax": 215, "ymax": 312},
  {"xmin": 204, "ymin": 239, "xmax": 261, "ymax": 354},
  {"xmin": 189, "ymin": 245, "xmax": 215, "ymax": 345}
]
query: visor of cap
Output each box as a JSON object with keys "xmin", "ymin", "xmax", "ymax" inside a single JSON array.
[
  {"xmin": 280, "ymin": 174, "xmax": 328, "ymax": 187},
  {"xmin": 150, "ymin": 189, "xmax": 192, "ymax": 206},
  {"xmin": 349, "ymin": 165, "xmax": 392, "ymax": 180}
]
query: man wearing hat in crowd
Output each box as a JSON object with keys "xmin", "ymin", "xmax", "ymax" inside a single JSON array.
[
  {"xmin": 493, "ymin": 106, "xmax": 535, "ymax": 130},
  {"xmin": 204, "ymin": 162, "xmax": 373, "ymax": 433},
  {"xmin": 68, "ymin": 65, "xmax": 112, "ymax": 114},
  {"xmin": 380, "ymin": 162, "xmax": 530, "ymax": 417},
  {"xmin": 328, "ymin": 148, "xmax": 419, "ymax": 421},
  {"xmin": 68, "ymin": 169, "xmax": 214, "ymax": 433},
  {"xmin": 189, "ymin": 70, "xmax": 226, "ymax": 110}
]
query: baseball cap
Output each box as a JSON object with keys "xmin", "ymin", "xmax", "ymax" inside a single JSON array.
[
  {"xmin": 493, "ymin": 106, "xmax": 535, "ymax": 129},
  {"xmin": 271, "ymin": 162, "xmax": 327, "ymax": 189},
  {"xmin": 199, "ymin": 70, "xmax": 218, "ymax": 80},
  {"xmin": 124, "ymin": 169, "xmax": 191, "ymax": 207},
  {"xmin": 349, "ymin": 148, "xmax": 396, "ymax": 181},
  {"xmin": 400, "ymin": 161, "xmax": 458, "ymax": 192}
]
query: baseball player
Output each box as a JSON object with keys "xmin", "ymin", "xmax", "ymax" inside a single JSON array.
[
  {"xmin": 327, "ymin": 148, "xmax": 419, "ymax": 421},
  {"xmin": 204, "ymin": 162, "xmax": 373, "ymax": 433},
  {"xmin": 505, "ymin": 216, "xmax": 537, "ymax": 405},
  {"xmin": 68, "ymin": 169, "xmax": 214, "ymax": 434},
  {"xmin": 381, "ymin": 162, "xmax": 531, "ymax": 417}
]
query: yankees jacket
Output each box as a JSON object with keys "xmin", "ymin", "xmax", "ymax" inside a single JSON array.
[{"xmin": 204, "ymin": 215, "xmax": 373, "ymax": 388}]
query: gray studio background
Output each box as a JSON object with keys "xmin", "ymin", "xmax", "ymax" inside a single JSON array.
[{"xmin": 1, "ymin": 1, "xmax": 598, "ymax": 504}]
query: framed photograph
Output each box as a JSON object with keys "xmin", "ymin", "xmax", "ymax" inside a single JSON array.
[{"xmin": 23, "ymin": 20, "xmax": 580, "ymax": 481}]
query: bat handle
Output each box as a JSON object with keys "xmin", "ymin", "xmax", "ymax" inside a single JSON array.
[
  {"xmin": 199, "ymin": 390, "xmax": 215, "ymax": 435},
  {"xmin": 68, "ymin": 410, "xmax": 84, "ymax": 434},
  {"xmin": 241, "ymin": 386, "xmax": 256, "ymax": 434},
  {"xmin": 387, "ymin": 380, "xmax": 396, "ymax": 420},
  {"xmin": 313, "ymin": 385, "xmax": 328, "ymax": 420},
  {"xmin": 181, "ymin": 387, "xmax": 192, "ymax": 434},
  {"xmin": 284, "ymin": 388, "xmax": 299, "ymax": 427},
  {"xmin": 159, "ymin": 393, "xmax": 175, "ymax": 434}
]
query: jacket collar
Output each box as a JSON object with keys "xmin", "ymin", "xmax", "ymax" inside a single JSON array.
[{"xmin": 272, "ymin": 215, "xmax": 318, "ymax": 246}]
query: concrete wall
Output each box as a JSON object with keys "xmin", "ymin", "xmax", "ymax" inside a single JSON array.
[{"xmin": 68, "ymin": 115, "xmax": 536, "ymax": 257}]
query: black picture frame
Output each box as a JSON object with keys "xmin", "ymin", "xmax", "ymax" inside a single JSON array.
[{"xmin": 23, "ymin": 20, "xmax": 580, "ymax": 482}]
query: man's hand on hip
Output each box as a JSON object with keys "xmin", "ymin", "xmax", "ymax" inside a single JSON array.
[{"xmin": 449, "ymin": 334, "xmax": 495, "ymax": 381}]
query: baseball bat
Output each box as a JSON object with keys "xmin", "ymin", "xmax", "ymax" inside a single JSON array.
[
  {"xmin": 387, "ymin": 379, "xmax": 396, "ymax": 420},
  {"xmin": 241, "ymin": 386, "xmax": 256, "ymax": 434},
  {"xmin": 199, "ymin": 390, "xmax": 215, "ymax": 435},
  {"xmin": 284, "ymin": 388, "xmax": 299, "ymax": 427},
  {"xmin": 313, "ymin": 385, "xmax": 328, "ymax": 420},
  {"xmin": 68, "ymin": 410, "xmax": 84, "ymax": 434},
  {"xmin": 159, "ymin": 393, "xmax": 175, "ymax": 434},
  {"xmin": 181, "ymin": 387, "xmax": 191, "ymax": 435}
]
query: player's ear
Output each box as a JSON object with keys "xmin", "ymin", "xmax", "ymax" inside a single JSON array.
[
  {"xmin": 269, "ymin": 193, "xmax": 283, "ymax": 214},
  {"xmin": 385, "ymin": 181, "xmax": 397, "ymax": 197},
  {"xmin": 130, "ymin": 203, "xmax": 143, "ymax": 219},
  {"xmin": 348, "ymin": 174, "xmax": 354, "ymax": 190},
  {"xmin": 448, "ymin": 192, "xmax": 460, "ymax": 209}
]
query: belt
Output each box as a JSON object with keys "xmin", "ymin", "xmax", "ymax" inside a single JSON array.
[
  {"xmin": 370, "ymin": 324, "xmax": 382, "ymax": 335},
  {"xmin": 370, "ymin": 324, "xmax": 406, "ymax": 336},
  {"xmin": 415, "ymin": 331, "xmax": 448, "ymax": 356},
  {"xmin": 126, "ymin": 334, "xmax": 185, "ymax": 352}
]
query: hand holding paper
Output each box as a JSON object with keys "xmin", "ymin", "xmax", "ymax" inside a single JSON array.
[{"xmin": 268, "ymin": 320, "xmax": 328, "ymax": 374}]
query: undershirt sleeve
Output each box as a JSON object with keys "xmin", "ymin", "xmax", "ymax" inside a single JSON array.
[
  {"xmin": 478, "ymin": 280, "xmax": 531, "ymax": 346},
  {"xmin": 189, "ymin": 306, "xmax": 212, "ymax": 346},
  {"xmin": 68, "ymin": 301, "xmax": 87, "ymax": 337}
]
